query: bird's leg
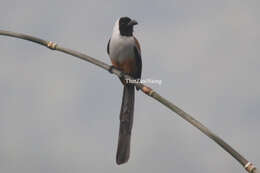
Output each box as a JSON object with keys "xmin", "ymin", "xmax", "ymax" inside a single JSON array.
[
  {"xmin": 109, "ymin": 65, "xmax": 125, "ymax": 77},
  {"xmin": 108, "ymin": 65, "xmax": 116, "ymax": 74}
]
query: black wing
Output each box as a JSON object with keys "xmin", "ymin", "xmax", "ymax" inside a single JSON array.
[
  {"xmin": 107, "ymin": 38, "xmax": 110, "ymax": 55},
  {"xmin": 134, "ymin": 46, "xmax": 142, "ymax": 79}
]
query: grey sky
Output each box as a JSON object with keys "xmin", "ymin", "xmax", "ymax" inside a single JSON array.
[{"xmin": 0, "ymin": 0, "xmax": 259, "ymax": 173}]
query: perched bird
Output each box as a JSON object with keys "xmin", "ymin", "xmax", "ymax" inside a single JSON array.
[{"xmin": 107, "ymin": 17, "xmax": 142, "ymax": 165}]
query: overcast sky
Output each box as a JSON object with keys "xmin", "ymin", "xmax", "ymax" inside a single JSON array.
[{"xmin": 0, "ymin": 0, "xmax": 259, "ymax": 173}]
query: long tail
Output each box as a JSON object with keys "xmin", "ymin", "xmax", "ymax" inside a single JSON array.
[{"xmin": 116, "ymin": 84, "xmax": 135, "ymax": 165}]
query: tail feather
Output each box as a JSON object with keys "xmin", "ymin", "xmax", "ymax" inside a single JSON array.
[{"xmin": 116, "ymin": 84, "xmax": 135, "ymax": 165}]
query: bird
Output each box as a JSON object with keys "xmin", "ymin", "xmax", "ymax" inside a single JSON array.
[{"xmin": 107, "ymin": 17, "xmax": 142, "ymax": 165}]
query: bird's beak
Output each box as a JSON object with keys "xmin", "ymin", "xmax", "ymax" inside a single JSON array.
[{"xmin": 128, "ymin": 19, "xmax": 138, "ymax": 26}]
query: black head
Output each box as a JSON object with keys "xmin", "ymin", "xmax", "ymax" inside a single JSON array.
[{"xmin": 118, "ymin": 17, "xmax": 138, "ymax": 36}]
